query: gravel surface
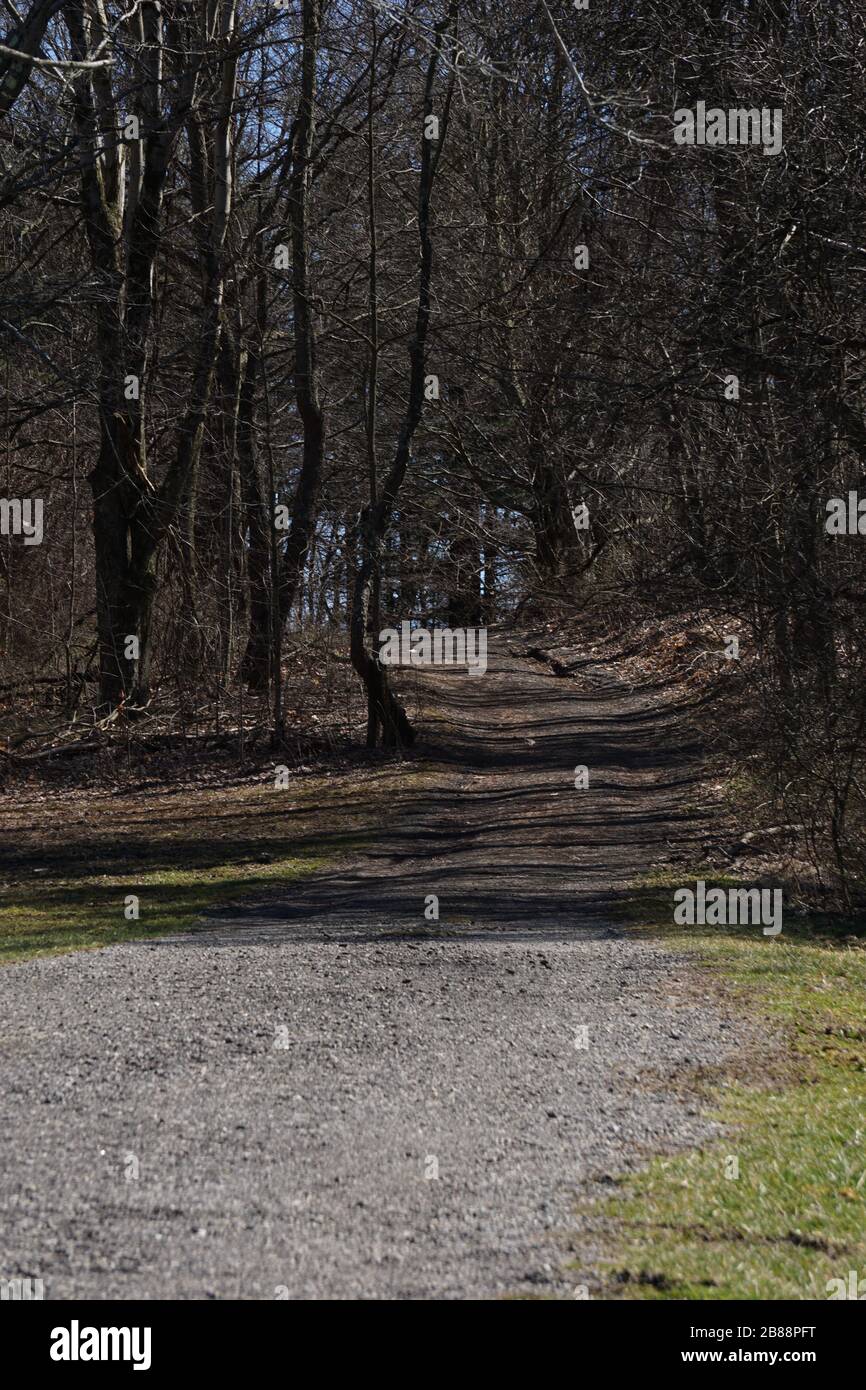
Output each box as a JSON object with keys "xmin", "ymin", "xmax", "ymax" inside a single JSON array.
[{"xmin": 0, "ymin": 638, "xmax": 759, "ymax": 1299}]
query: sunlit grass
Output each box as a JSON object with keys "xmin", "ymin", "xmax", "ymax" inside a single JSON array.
[
  {"xmin": 590, "ymin": 868, "xmax": 866, "ymax": 1299},
  {"xmin": 0, "ymin": 857, "xmax": 328, "ymax": 963},
  {"xmin": 0, "ymin": 769, "xmax": 414, "ymax": 963}
]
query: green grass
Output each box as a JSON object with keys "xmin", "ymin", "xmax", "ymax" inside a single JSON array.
[
  {"xmin": 0, "ymin": 768, "xmax": 411, "ymax": 964},
  {"xmin": 0, "ymin": 856, "xmax": 328, "ymax": 963},
  {"xmin": 590, "ymin": 868, "xmax": 866, "ymax": 1299}
]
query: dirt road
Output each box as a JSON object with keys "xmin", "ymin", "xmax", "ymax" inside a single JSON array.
[{"xmin": 0, "ymin": 638, "xmax": 749, "ymax": 1298}]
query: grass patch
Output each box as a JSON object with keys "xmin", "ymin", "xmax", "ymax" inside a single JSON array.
[
  {"xmin": 0, "ymin": 766, "xmax": 415, "ymax": 964},
  {"xmin": 0, "ymin": 858, "xmax": 328, "ymax": 963},
  {"xmin": 591, "ymin": 868, "xmax": 866, "ymax": 1300}
]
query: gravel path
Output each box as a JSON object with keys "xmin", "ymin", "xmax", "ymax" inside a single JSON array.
[{"xmin": 0, "ymin": 638, "xmax": 754, "ymax": 1299}]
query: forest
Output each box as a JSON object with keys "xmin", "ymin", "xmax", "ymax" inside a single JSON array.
[
  {"xmin": 3, "ymin": 0, "xmax": 864, "ymax": 895},
  {"xmin": 1, "ymin": 0, "xmax": 865, "ymax": 1311}
]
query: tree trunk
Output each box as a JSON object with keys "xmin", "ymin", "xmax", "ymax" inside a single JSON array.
[
  {"xmin": 275, "ymin": 0, "xmax": 326, "ymax": 631},
  {"xmin": 349, "ymin": 4, "xmax": 457, "ymax": 748}
]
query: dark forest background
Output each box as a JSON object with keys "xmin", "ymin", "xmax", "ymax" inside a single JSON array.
[{"xmin": 2, "ymin": 0, "xmax": 865, "ymax": 902}]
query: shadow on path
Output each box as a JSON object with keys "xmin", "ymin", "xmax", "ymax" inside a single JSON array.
[{"xmin": 172, "ymin": 641, "xmax": 708, "ymax": 947}]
